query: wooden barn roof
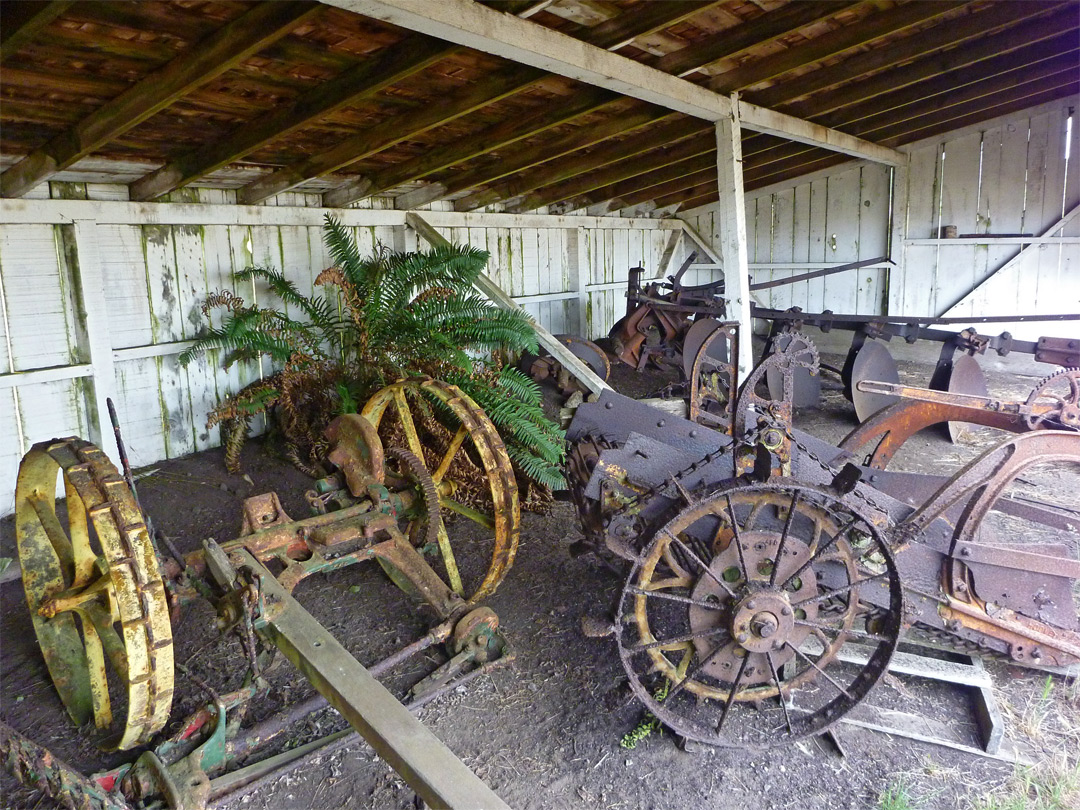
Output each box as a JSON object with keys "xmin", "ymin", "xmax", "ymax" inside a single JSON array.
[{"xmin": 1, "ymin": 0, "xmax": 1077, "ymax": 214}]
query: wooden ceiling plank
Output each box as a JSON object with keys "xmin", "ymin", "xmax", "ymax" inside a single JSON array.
[
  {"xmin": 555, "ymin": 152, "xmax": 717, "ymax": 213},
  {"xmin": 129, "ymin": 36, "xmax": 454, "ymax": 200},
  {"xmin": 0, "ymin": 1, "xmax": 71, "ymax": 62},
  {"xmin": 777, "ymin": 8, "xmax": 1080, "ymax": 121},
  {"xmin": 322, "ymin": 0, "xmax": 900, "ymax": 163},
  {"xmin": 654, "ymin": 0, "xmax": 864, "ymax": 77},
  {"xmin": 385, "ymin": 3, "xmax": 892, "ymax": 211},
  {"xmin": 505, "ymin": 130, "xmax": 716, "ymax": 213},
  {"xmin": 750, "ymin": 2, "xmax": 1068, "ymax": 108},
  {"xmin": 707, "ymin": 1, "xmax": 968, "ymax": 93},
  {"xmin": 0, "ymin": 1, "xmax": 322, "ymax": 198},
  {"xmin": 456, "ymin": 117, "xmax": 710, "ymax": 210},
  {"xmin": 311, "ymin": 1, "xmax": 722, "ymax": 207}
]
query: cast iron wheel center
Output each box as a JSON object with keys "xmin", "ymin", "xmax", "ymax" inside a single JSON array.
[
  {"xmin": 731, "ymin": 593, "xmax": 795, "ymax": 653},
  {"xmin": 688, "ymin": 530, "xmax": 818, "ymax": 686}
]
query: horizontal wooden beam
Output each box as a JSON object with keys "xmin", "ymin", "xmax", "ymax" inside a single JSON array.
[
  {"xmin": 0, "ymin": 197, "xmax": 682, "ymax": 231},
  {"xmin": 0, "ymin": 0, "xmax": 70, "ymax": 62},
  {"xmin": 779, "ymin": 9, "xmax": 1080, "ymax": 123},
  {"xmin": 708, "ymin": 1, "xmax": 966, "ymax": 94},
  {"xmin": 749, "ymin": 2, "xmax": 1068, "ymax": 109},
  {"xmin": 0, "ymin": 2, "xmax": 321, "ymax": 198},
  {"xmin": 365, "ymin": 1, "xmax": 857, "ymax": 209},
  {"xmin": 130, "ymin": 36, "xmax": 455, "ymax": 200},
  {"xmin": 323, "ymin": 0, "xmax": 901, "ymax": 164},
  {"xmin": 555, "ymin": 154, "xmax": 716, "ymax": 214}
]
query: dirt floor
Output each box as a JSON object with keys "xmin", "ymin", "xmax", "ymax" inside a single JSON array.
[{"xmin": 2, "ymin": 344, "xmax": 1078, "ymax": 810}]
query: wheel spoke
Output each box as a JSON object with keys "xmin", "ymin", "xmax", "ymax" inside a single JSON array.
[
  {"xmin": 769, "ymin": 491, "xmax": 800, "ymax": 586},
  {"xmin": 724, "ymin": 495, "xmax": 750, "ymax": 583},
  {"xmin": 663, "ymin": 532, "xmax": 738, "ymax": 599},
  {"xmin": 793, "ymin": 572, "xmax": 888, "ymax": 608},
  {"xmin": 715, "ymin": 654, "xmax": 750, "ymax": 734},
  {"xmin": 628, "ymin": 625, "xmax": 729, "ymax": 654},
  {"xmin": 440, "ymin": 496, "xmax": 495, "ymax": 529},
  {"xmin": 74, "ymin": 609, "xmax": 113, "ymax": 729},
  {"xmin": 782, "ymin": 517, "xmax": 858, "ymax": 589},
  {"xmin": 432, "ymin": 425, "xmax": 468, "ymax": 484},
  {"xmin": 666, "ymin": 640, "xmax": 730, "ymax": 703},
  {"xmin": 795, "ymin": 617, "xmax": 892, "ymax": 644},
  {"xmin": 786, "ymin": 642, "xmax": 853, "ymax": 699},
  {"xmin": 625, "ymin": 586, "xmax": 727, "ymax": 611},
  {"xmin": 63, "ymin": 479, "xmax": 96, "ymax": 586},
  {"xmin": 435, "ymin": 521, "xmax": 464, "ymax": 597},
  {"xmin": 765, "ymin": 651, "xmax": 793, "ymax": 737},
  {"xmin": 29, "ymin": 492, "xmax": 75, "ymax": 581},
  {"xmin": 392, "ymin": 388, "xmax": 427, "ymax": 461}
]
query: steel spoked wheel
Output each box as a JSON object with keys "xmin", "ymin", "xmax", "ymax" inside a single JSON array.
[
  {"xmin": 616, "ymin": 480, "xmax": 902, "ymax": 748},
  {"xmin": 1024, "ymin": 368, "xmax": 1080, "ymax": 430},
  {"xmin": 362, "ymin": 378, "xmax": 520, "ymax": 602},
  {"xmin": 15, "ymin": 439, "xmax": 174, "ymax": 750}
]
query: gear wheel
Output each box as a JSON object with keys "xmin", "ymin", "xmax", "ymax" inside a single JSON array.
[
  {"xmin": 385, "ymin": 446, "xmax": 442, "ymax": 548},
  {"xmin": 1024, "ymin": 368, "xmax": 1080, "ymax": 430}
]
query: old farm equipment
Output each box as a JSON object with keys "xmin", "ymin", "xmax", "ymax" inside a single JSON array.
[
  {"xmin": 755, "ymin": 305, "xmax": 1080, "ymax": 428},
  {"xmin": 10, "ymin": 378, "xmax": 517, "ymax": 809},
  {"xmin": 608, "ymin": 255, "xmax": 727, "ymax": 371},
  {"xmin": 566, "ymin": 329, "xmax": 1080, "ymax": 748}
]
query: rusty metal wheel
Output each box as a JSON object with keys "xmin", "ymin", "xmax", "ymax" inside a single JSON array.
[
  {"xmin": 361, "ymin": 378, "xmax": 520, "ymax": 603},
  {"xmin": 1024, "ymin": 368, "xmax": 1080, "ymax": 430},
  {"xmin": 15, "ymin": 438, "xmax": 174, "ymax": 750},
  {"xmin": 616, "ymin": 480, "xmax": 902, "ymax": 748}
]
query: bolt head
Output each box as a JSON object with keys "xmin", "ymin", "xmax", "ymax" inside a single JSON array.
[
  {"xmin": 736, "ymin": 632, "xmax": 749, "ymax": 643},
  {"xmin": 781, "ymin": 606, "xmax": 792, "ymax": 616},
  {"xmin": 747, "ymin": 600, "xmax": 757, "ymax": 610}
]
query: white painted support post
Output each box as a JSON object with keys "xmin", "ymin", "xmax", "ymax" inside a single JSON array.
[
  {"xmin": 714, "ymin": 98, "xmax": 753, "ymax": 378},
  {"xmin": 575, "ymin": 225, "xmax": 590, "ymax": 338},
  {"xmin": 405, "ymin": 213, "xmax": 610, "ymax": 396},
  {"xmin": 71, "ymin": 220, "xmax": 120, "ymax": 463}
]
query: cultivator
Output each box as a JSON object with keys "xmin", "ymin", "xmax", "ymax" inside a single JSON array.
[
  {"xmin": 567, "ymin": 328, "xmax": 1080, "ymax": 748},
  {"xmin": 9, "ymin": 378, "xmax": 516, "ymax": 809}
]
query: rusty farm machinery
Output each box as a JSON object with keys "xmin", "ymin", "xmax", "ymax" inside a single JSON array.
[
  {"xmin": 6, "ymin": 378, "xmax": 519, "ymax": 810},
  {"xmin": 565, "ymin": 326, "xmax": 1080, "ymax": 748}
]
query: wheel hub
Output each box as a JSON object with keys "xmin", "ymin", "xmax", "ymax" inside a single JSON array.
[{"xmin": 688, "ymin": 530, "xmax": 818, "ymax": 685}]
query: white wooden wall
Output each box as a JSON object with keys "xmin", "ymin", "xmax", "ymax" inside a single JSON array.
[
  {"xmin": 680, "ymin": 163, "xmax": 893, "ymax": 315},
  {"xmin": 0, "ymin": 189, "xmax": 680, "ymax": 515},
  {"xmin": 892, "ymin": 97, "xmax": 1079, "ymax": 339}
]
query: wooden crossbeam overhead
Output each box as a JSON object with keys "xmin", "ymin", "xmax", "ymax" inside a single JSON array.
[
  {"xmin": 553, "ymin": 153, "xmax": 718, "ymax": 215},
  {"xmin": 772, "ymin": 4, "xmax": 1076, "ymax": 119},
  {"xmin": 0, "ymin": 0, "xmax": 70, "ymax": 62},
  {"xmin": 128, "ymin": 0, "xmax": 542, "ymax": 201},
  {"xmin": 707, "ymin": 1, "xmax": 966, "ymax": 94},
  {"xmin": 321, "ymin": 0, "xmax": 904, "ymax": 165},
  {"xmin": 489, "ymin": 20, "xmax": 1079, "ymax": 216},
  {"xmin": 324, "ymin": 0, "xmax": 714, "ymax": 208},
  {"xmin": 0, "ymin": 1, "xmax": 322, "ymax": 199},
  {"xmin": 379, "ymin": 2, "xmax": 856, "ymax": 211},
  {"xmin": 240, "ymin": 0, "xmax": 708, "ymax": 205},
  {"xmin": 444, "ymin": 3, "xmax": 1064, "ymax": 214},
  {"xmin": 748, "ymin": 1, "xmax": 1067, "ymax": 109}
]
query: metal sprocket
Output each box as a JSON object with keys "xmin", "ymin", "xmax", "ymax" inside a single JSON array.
[{"xmin": 1024, "ymin": 367, "xmax": 1080, "ymax": 430}]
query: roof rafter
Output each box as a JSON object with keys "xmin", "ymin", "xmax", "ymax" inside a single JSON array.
[
  {"xmin": 0, "ymin": 1, "xmax": 322, "ymax": 198},
  {"xmin": 366, "ymin": 1, "xmax": 856, "ymax": 210},
  {"xmin": 319, "ymin": 0, "xmax": 904, "ymax": 172},
  {"xmin": 239, "ymin": 0, "xmax": 710, "ymax": 205},
  {"xmin": 0, "ymin": 1, "xmax": 70, "ymax": 62}
]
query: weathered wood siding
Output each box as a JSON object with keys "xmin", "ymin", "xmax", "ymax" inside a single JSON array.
[
  {"xmin": 894, "ymin": 98, "xmax": 1079, "ymax": 339},
  {"xmin": 680, "ymin": 163, "xmax": 893, "ymax": 315},
  {"xmin": 0, "ymin": 191, "xmax": 679, "ymax": 514}
]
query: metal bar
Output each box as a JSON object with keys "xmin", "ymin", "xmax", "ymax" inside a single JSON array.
[
  {"xmin": 749, "ymin": 257, "xmax": 889, "ymax": 291},
  {"xmin": 240, "ymin": 549, "xmax": 510, "ymax": 810},
  {"xmin": 753, "ymin": 306, "xmax": 1080, "ymax": 326}
]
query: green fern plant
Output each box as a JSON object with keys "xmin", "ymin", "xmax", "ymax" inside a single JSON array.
[{"xmin": 181, "ymin": 214, "xmax": 565, "ymax": 490}]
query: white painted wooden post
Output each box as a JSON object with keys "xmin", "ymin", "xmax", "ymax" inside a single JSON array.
[
  {"xmin": 575, "ymin": 225, "xmax": 590, "ymax": 338},
  {"xmin": 71, "ymin": 219, "xmax": 120, "ymax": 463},
  {"xmin": 715, "ymin": 96, "xmax": 753, "ymax": 378}
]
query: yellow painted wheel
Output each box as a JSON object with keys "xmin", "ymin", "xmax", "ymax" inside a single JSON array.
[
  {"xmin": 361, "ymin": 378, "xmax": 519, "ymax": 603},
  {"xmin": 15, "ymin": 438, "xmax": 174, "ymax": 750}
]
